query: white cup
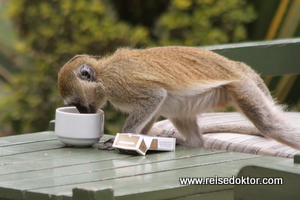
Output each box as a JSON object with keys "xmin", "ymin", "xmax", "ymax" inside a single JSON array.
[{"xmin": 55, "ymin": 107, "xmax": 104, "ymax": 147}]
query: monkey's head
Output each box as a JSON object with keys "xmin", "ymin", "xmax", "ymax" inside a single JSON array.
[{"xmin": 58, "ymin": 55, "xmax": 106, "ymax": 113}]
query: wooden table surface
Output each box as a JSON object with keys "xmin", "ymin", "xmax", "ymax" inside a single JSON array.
[{"xmin": 0, "ymin": 130, "xmax": 300, "ymax": 200}]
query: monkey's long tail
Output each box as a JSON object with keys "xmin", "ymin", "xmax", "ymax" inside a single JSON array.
[
  {"xmin": 201, "ymin": 124, "xmax": 261, "ymax": 135},
  {"xmin": 227, "ymin": 80, "xmax": 300, "ymax": 150}
]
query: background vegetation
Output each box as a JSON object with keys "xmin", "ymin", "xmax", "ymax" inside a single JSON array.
[{"xmin": 0, "ymin": 0, "xmax": 276, "ymax": 136}]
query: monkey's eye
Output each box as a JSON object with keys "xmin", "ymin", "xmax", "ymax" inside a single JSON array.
[{"xmin": 77, "ymin": 64, "xmax": 96, "ymax": 81}]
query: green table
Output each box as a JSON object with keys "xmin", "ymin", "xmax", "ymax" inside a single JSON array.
[
  {"xmin": 1, "ymin": 131, "xmax": 300, "ymax": 200},
  {"xmin": 2, "ymin": 38, "xmax": 300, "ymax": 199}
]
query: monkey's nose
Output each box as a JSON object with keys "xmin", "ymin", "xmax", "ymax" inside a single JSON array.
[{"xmin": 75, "ymin": 104, "xmax": 97, "ymax": 113}]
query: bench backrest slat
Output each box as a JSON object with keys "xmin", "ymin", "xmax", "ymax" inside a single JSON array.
[{"xmin": 202, "ymin": 38, "xmax": 300, "ymax": 77}]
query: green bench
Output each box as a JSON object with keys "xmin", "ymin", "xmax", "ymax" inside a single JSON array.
[
  {"xmin": 0, "ymin": 38, "xmax": 300, "ymax": 200},
  {"xmin": 204, "ymin": 38, "xmax": 300, "ymax": 76}
]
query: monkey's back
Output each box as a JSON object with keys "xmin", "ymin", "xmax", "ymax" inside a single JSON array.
[{"xmin": 100, "ymin": 46, "xmax": 246, "ymax": 93}]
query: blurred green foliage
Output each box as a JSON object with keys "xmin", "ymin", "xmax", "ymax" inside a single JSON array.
[
  {"xmin": 155, "ymin": 0, "xmax": 256, "ymax": 45},
  {"xmin": 0, "ymin": 3, "xmax": 29, "ymax": 84},
  {"xmin": 0, "ymin": 0, "xmax": 256, "ymax": 135}
]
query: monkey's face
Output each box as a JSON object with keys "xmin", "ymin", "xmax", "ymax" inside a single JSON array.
[{"xmin": 58, "ymin": 56, "xmax": 106, "ymax": 113}]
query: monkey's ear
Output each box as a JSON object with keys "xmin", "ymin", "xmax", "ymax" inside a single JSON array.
[{"xmin": 77, "ymin": 64, "xmax": 96, "ymax": 81}]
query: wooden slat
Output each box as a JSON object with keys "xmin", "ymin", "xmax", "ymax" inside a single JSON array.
[
  {"xmin": 0, "ymin": 131, "xmax": 56, "ymax": 147},
  {"xmin": 1, "ymin": 114, "xmax": 299, "ymax": 199},
  {"xmin": 0, "ymin": 133, "xmax": 236, "ymax": 200},
  {"xmin": 235, "ymin": 164, "xmax": 300, "ymax": 200},
  {"xmin": 173, "ymin": 189, "xmax": 234, "ymax": 200},
  {"xmin": 294, "ymin": 153, "xmax": 300, "ymax": 163},
  {"xmin": 0, "ymin": 140, "xmax": 292, "ymax": 200},
  {"xmin": 24, "ymin": 155, "xmax": 288, "ymax": 200},
  {"xmin": 0, "ymin": 131, "xmax": 260, "ymax": 200},
  {"xmin": 0, "ymin": 135, "xmax": 132, "ymax": 175},
  {"xmin": 0, "ymin": 140, "xmax": 64, "ymax": 157},
  {"xmin": 202, "ymin": 38, "xmax": 300, "ymax": 76},
  {"xmin": 72, "ymin": 188, "xmax": 114, "ymax": 200},
  {"xmin": 0, "ymin": 146, "xmax": 223, "ymax": 179},
  {"xmin": 0, "ymin": 151, "xmax": 254, "ymax": 189}
]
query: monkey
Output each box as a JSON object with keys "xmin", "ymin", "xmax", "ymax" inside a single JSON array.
[{"xmin": 57, "ymin": 46, "xmax": 300, "ymax": 150}]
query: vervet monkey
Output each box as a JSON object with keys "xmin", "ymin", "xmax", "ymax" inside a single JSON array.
[{"xmin": 58, "ymin": 46, "xmax": 300, "ymax": 150}]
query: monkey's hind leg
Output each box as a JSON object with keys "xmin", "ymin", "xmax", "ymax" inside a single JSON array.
[
  {"xmin": 227, "ymin": 80, "xmax": 300, "ymax": 150},
  {"xmin": 170, "ymin": 117, "xmax": 204, "ymax": 148}
]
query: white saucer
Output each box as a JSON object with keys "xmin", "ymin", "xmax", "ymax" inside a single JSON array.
[{"xmin": 57, "ymin": 136, "xmax": 100, "ymax": 147}]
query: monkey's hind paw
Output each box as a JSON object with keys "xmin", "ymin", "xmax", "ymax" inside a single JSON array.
[{"xmin": 98, "ymin": 138, "xmax": 115, "ymax": 151}]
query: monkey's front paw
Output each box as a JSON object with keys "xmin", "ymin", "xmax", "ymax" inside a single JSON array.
[{"xmin": 98, "ymin": 138, "xmax": 115, "ymax": 151}]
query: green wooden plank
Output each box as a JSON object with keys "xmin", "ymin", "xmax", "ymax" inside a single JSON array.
[
  {"xmin": 0, "ymin": 150, "xmax": 243, "ymax": 189},
  {"xmin": 0, "ymin": 148, "xmax": 131, "ymax": 176},
  {"xmin": 0, "ymin": 131, "xmax": 57, "ymax": 147},
  {"xmin": 293, "ymin": 153, "xmax": 300, "ymax": 164},
  {"xmin": 0, "ymin": 187, "xmax": 23, "ymax": 200},
  {"xmin": 235, "ymin": 164, "xmax": 300, "ymax": 200},
  {"xmin": 111, "ymin": 158, "xmax": 295, "ymax": 200},
  {"xmin": 0, "ymin": 138, "xmax": 227, "ymax": 200},
  {"xmin": 72, "ymin": 188, "xmax": 114, "ymax": 200},
  {"xmin": 202, "ymin": 38, "xmax": 300, "ymax": 76},
  {"xmin": 172, "ymin": 189, "xmax": 233, "ymax": 200},
  {"xmin": 0, "ymin": 134, "xmax": 112, "ymax": 158},
  {"xmin": 0, "ymin": 143, "xmax": 132, "ymax": 175},
  {"xmin": 0, "ymin": 131, "xmax": 296, "ymax": 200},
  {"xmin": 0, "ymin": 134, "xmax": 114, "ymax": 165},
  {"xmin": 24, "ymin": 156, "xmax": 290, "ymax": 200},
  {"xmin": 0, "ymin": 151, "xmax": 257, "ymax": 199},
  {"xmin": 0, "ymin": 147, "xmax": 87, "ymax": 167},
  {"xmin": 0, "ymin": 140, "xmax": 64, "ymax": 157},
  {"xmin": 25, "ymin": 188, "xmax": 115, "ymax": 200},
  {"xmin": 0, "ymin": 145, "xmax": 223, "ymax": 176}
]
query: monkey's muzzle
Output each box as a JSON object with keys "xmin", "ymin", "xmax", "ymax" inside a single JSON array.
[{"xmin": 75, "ymin": 104, "xmax": 96, "ymax": 114}]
